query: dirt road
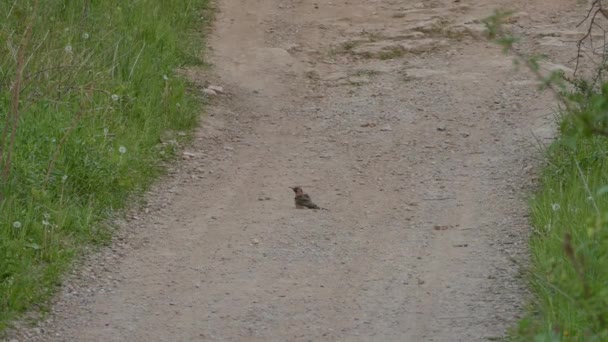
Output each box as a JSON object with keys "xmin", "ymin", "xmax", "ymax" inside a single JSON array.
[{"xmin": 8, "ymin": 0, "xmax": 584, "ymax": 341}]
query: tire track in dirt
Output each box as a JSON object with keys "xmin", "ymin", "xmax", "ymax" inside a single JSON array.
[{"xmin": 6, "ymin": 0, "xmax": 585, "ymax": 341}]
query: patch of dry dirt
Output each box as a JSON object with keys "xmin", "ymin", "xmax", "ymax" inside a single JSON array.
[{"xmin": 5, "ymin": 0, "xmax": 589, "ymax": 341}]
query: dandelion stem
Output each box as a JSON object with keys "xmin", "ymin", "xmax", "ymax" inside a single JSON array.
[
  {"xmin": 110, "ymin": 38, "xmax": 122, "ymax": 78},
  {"xmin": 575, "ymin": 159, "xmax": 600, "ymax": 215},
  {"xmin": 129, "ymin": 41, "xmax": 146, "ymax": 80},
  {"xmin": 45, "ymin": 88, "xmax": 90, "ymax": 186}
]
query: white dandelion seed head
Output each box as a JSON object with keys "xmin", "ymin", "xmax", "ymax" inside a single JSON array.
[
  {"xmin": 163, "ymin": 74, "xmax": 169, "ymax": 81},
  {"xmin": 64, "ymin": 45, "xmax": 73, "ymax": 53},
  {"xmin": 62, "ymin": 175, "xmax": 68, "ymax": 183},
  {"xmin": 111, "ymin": 94, "xmax": 119, "ymax": 102},
  {"xmin": 82, "ymin": 32, "xmax": 90, "ymax": 40},
  {"xmin": 12, "ymin": 221, "xmax": 22, "ymax": 229},
  {"xmin": 119, "ymin": 146, "xmax": 127, "ymax": 154},
  {"xmin": 551, "ymin": 203, "xmax": 560, "ymax": 211},
  {"xmin": 42, "ymin": 220, "xmax": 50, "ymax": 226}
]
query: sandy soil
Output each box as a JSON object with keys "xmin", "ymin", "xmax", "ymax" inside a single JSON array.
[{"xmin": 6, "ymin": 0, "xmax": 588, "ymax": 341}]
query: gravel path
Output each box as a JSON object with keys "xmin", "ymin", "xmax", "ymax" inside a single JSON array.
[{"xmin": 6, "ymin": 0, "xmax": 585, "ymax": 341}]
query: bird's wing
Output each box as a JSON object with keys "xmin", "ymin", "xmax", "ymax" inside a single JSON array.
[{"xmin": 296, "ymin": 196, "xmax": 320, "ymax": 209}]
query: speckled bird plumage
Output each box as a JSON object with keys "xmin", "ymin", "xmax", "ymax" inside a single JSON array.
[{"xmin": 289, "ymin": 186, "xmax": 327, "ymax": 210}]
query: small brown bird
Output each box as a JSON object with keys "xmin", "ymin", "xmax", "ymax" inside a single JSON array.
[{"xmin": 289, "ymin": 186, "xmax": 327, "ymax": 210}]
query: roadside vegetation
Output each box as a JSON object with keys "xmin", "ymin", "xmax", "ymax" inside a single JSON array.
[
  {"xmin": 485, "ymin": 6, "xmax": 608, "ymax": 341},
  {"xmin": 0, "ymin": 0, "xmax": 209, "ymax": 330}
]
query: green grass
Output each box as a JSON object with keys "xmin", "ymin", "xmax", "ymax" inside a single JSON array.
[
  {"xmin": 479, "ymin": 9, "xmax": 608, "ymax": 341},
  {"xmin": 513, "ymin": 133, "xmax": 608, "ymax": 340},
  {"xmin": 0, "ymin": 0, "xmax": 210, "ymax": 331}
]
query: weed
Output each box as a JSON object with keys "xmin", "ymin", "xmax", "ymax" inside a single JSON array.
[
  {"xmin": 378, "ymin": 46, "xmax": 406, "ymax": 60},
  {"xmin": 341, "ymin": 41, "xmax": 359, "ymax": 51},
  {"xmin": 329, "ymin": 40, "xmax": 363, "ymax": 56},
  {"xmin": 365, "ymin": 32, "xmax": 385, "ymax": 42},
  {"xmin": 352, "ymin": 69, "xmax": 381, "ymax": 77}
]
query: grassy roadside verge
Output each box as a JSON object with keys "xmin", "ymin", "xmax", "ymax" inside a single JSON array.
[
  {"xmin": 514, "ymin": 133, "xmax": 608, "ymax": 341},
  {"xmin": 0, "ymin": 0, "xmax": 210, "ymax": 330},
  {"xmin": 505, "ymin": 49, "xmax": 608, "ymax": 342},
  {"xmin": 483, "ymin": 10, "xmax": 608, "ymax": 342}
]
